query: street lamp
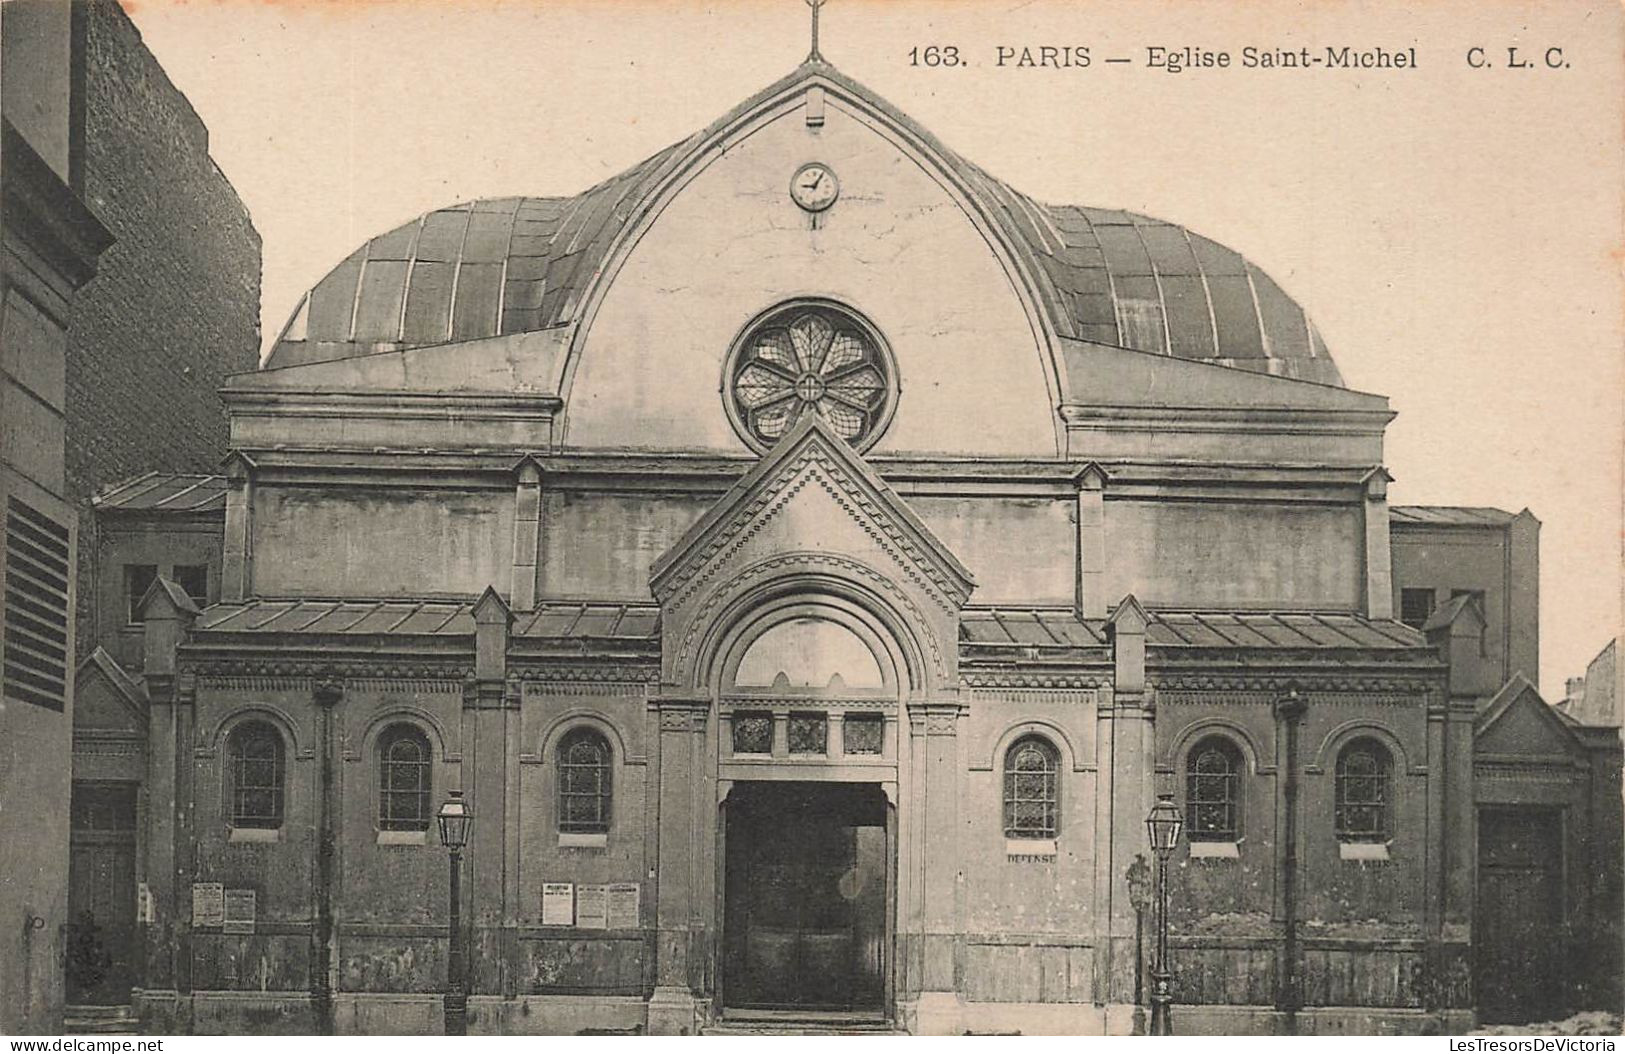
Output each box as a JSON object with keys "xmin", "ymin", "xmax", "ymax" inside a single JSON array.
[
  {"xmin": 1145, "ymin": 792, "xmax": 1185, "ymax": 1037},
  {"xmin": 437, "ymin": 789, "xmax": 472, "ymax": 1036}
]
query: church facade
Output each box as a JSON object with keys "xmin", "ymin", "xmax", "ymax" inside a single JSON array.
[{"xmin": 107, "ymin": 60, "xmax": 1620, "ymax": 1035}]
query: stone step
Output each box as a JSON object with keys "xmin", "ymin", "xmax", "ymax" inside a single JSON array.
[{"xmin": 64, "ymin": 1005, "xmax": 140, "ymax": 1035}]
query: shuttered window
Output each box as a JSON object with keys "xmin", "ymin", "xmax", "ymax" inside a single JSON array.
[{"xmin": 4, "ymin": 498, "xmax": 70, "ymax": 712}]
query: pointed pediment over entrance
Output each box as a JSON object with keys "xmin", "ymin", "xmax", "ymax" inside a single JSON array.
[
  {"xmin": 652, "ymin": 414, "xmax": 974, "ymax": 609},
  {"xmin": 1476, "ymin": 674, "xmax": 1586, "ymax": 759},
  {"xmin": 651, "ymin": 414, "xmax": 974, "ymax": 691}
]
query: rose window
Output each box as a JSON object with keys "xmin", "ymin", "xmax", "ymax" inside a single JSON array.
[{"xmin": 728, "ymin": 304, "xmax": 893, "ymax": 450}]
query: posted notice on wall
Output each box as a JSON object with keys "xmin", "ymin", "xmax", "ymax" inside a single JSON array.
[
  {"xmin": 223, "ymin": 888, "xmax": 256, "ymax": 934},
  {"xmin": 606, "ymin": 882, "xmax": 640, "ymax": 930},
  {"xmin": 191, "ymin": 882, "xmax": 224, "ymax": 928},
  {"xmin": 541, "ymin": 882, "xmax": 574, "ymax": 926},
  {"xmin": 575, "ymin": 884, "xmax": 608, "ymax": 929}
]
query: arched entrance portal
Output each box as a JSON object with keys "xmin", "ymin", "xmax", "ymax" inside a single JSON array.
[{"xmin": 711, "ymin": 606, "xmax": 907, "ymax": 1021}]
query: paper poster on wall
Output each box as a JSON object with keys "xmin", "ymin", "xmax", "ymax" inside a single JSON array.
[
  {"xmin": 191, "ymin": 883, "xmax": 224, "ymax": 928},
  {"xmin": 542, "ymin": 882, "xmax": 574, "ymax": 926},
  {"xmin": 137, "ymin": 882, "xmax": 155, "ymax": 924},
  {"xmin": 606, "ymin": 883, "xmax": 639, "ymax": 930},
  {"xmin": 575, "ymin": 884, "xmax": 608, "ymax": 929},
  {"xmin": 223, "ymin": 888, "xmax": 256, "ymax": 934}
]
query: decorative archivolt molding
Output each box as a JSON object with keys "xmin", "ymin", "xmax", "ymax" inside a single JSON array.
[
  {"xmin": 673, "ymin": 551, "xmax": 949, "ymax": 686},
  {"xmin": 661, "ymin": 450, "xmax": 964, "ymax": 615}
]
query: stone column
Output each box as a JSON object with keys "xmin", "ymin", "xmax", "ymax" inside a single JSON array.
[
  {"xmin": 647, "ymin": 694, "xmax": 709, "ymax": 1035},
  {"xmin": 910, "ymin": 699, "xmax": 965, "ymax": 1035}
]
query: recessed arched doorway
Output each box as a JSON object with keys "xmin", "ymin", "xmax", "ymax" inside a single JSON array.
[{"xmin": 708, "ymin": 604, "xmax": 909, "ymax": 1022}]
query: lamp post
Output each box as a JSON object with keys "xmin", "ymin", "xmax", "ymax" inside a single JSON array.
[
  {"xmin": 437, "ymin": 789, "xmax": 472, "ymax": 1036},
  {"xmin": 1145, "ymin": 792, "xmax": 1185, "ymax": 1037}
]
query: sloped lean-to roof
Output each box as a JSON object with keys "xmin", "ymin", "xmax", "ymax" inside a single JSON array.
[{"xmin": 266, "ymin": 60, "xmax": 1341, "ymax": 388}]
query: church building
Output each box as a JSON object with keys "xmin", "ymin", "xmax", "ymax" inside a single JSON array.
[{"xmin": 91, "ymin": 53, "xmax": 1620, "ymax": 1035}]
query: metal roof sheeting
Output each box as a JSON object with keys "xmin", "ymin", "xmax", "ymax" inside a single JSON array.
[
  {"xmin": 195, "ymin": 599, "xmax": 661, "ymax": 640},
  {"xmin": 959, "ymin": 608, "xmax": 1424, "ymax": 651},
  {"xmin": 266, "ymin": 63, "xmax": 1341, "ymax": 387},
  {"xmin": 93, "ymin": 473, "xmax": 227, "ymax": 513},
  {"xmin": 1389, "ymin": 506, "xmax": 1517, "ymax": 527}
]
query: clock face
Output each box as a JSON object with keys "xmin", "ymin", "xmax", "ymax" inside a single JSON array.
[{"xmin": 790, "ymin": 162, "xmax": 839, "ymax": 212}]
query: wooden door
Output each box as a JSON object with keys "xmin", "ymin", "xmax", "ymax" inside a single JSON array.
[
  {"xmin": 724, "ymin": 782, "xmax": 887, "ymax": 1011},
  {"xmin": 1476, "ymin": 807, "xmax": 1564, "ymax": 1024},
  {"xmin": 67, "ymin": 783, "xmax": 138, "ymax": 1006}
]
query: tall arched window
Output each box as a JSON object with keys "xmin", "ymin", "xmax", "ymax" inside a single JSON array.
[
  {"xmin": 1003, "ymin": 736, "xmax": 1060, "ymax": 840},
  {"xmin": 1186, "ymin": 736, "xmax": 1244, "ymax": 842},
  {"xmin": 1335, "ymin": 737, "xmax": 1393, "ymax": 842},
  {"xmin": 227, "ymin": 720, "xmax": 285, "ymax": 829},
  {"xmin": 378, "ymin": 724, "xmax": 432, "ymax": 831},
  {"xmin": 558, "ymin": 728, "xmax": 612, "ymax": 834}
]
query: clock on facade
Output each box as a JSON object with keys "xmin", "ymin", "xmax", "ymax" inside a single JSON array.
[{"xmin": 790, "ymin": 162, "xmax": 839, "ymax": 212}]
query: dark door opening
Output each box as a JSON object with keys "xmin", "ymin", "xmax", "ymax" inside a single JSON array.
[
  {"xmin": 67, "ymin": 782, "xmax": 139, "ymax": 1006},
  {"xmin": 723, "ymin": 781, "xmax": 888, "ymax": 1012},
  {"xmin": 1476, "ymin": 806, "xmax": 1565, "ymax": 1024}
]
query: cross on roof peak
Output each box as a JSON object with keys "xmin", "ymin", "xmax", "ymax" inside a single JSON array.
[{"xmin": 806, "ymin": 0, "xmax": 827, "ymax": 62}]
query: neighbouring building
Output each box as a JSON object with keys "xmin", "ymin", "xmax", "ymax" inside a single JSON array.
[
  {"xmin": 1559, "ymin": 639, "xmax": 1621, "ymax": 729},
  {"xmin": 0, "ymin": 0, "xmax": 259, "ymax": 1034},
  {"xmin": 85, "ymin": 55, "xmax": 1621, "ymax": 1035}
]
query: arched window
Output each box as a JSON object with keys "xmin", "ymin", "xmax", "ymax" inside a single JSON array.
[
  {"xmin": 1003, "ymin": 736, "xmax": 1060, "ymax": 840},
  {"xmin": 1335, "ymin": 737, "xmax": 1393, "ymax": 842},
  {"xmin": 1186, "ymin": 736, "xmax": 1243, "ymax": 842},
  {"xmin": 227, "ymin": 720, "xmax": 285, "ymax": 829},
  {"xmin": 378, "ymin": 724, "xmax": 432, "ymax": 831},
  {"xmin": 558, "ymin": 728, "xmax": 612, "ymax": 834}
]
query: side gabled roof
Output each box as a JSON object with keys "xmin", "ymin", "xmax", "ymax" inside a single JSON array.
[
  {"xmin": 649, "ymin": 413, "xmax": 976, "ymax": 609},
  {"xmin": 266, "ymin": 60, "xmax": 1342, "ymax": 387}
]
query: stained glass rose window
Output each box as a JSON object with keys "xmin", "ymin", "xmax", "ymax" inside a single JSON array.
[{"xmin": 728, "ymin": 303, "xmax": 894, "ymax": 451}]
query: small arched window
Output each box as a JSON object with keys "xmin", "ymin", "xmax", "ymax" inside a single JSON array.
[
  {"xmin": 1003, "ymin": 735, "xmax": 1060, "ymax": 840},
  {"xmin": 558, "ymin": 728, "xmax": 612, "ymax": 834},
  {"xmin": 1335, "ymin": 737, "xmax": 1393, "ymax": 842},
  {"xmin": 1186, "ymin": 736, "xmax": 1244, "ymax": 842},
  {"xmin": 378, "ymin": 724, "xmax": 432, "ymax": 831},
  {"xmin": 227, "ymin": 720, "xmax": 285, "ymax": 829}
]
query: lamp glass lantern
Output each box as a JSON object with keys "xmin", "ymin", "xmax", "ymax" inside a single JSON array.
[
  {"xmin": 437, "ymin": 789, "xmax": 472, "ymax": 849},
  {"xmin": 1145, "ymin": 793, "xmax": 1184, "ymax": 858}
]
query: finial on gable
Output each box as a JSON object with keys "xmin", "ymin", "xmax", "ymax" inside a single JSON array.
[{"xmin": 806, "ymin": 0, "xmax": 827, "ymax": 63}]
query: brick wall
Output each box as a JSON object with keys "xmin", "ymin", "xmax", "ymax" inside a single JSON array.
[{"xmin": 65, "ymin": 0, "xmax": 260, "ymax": 652}]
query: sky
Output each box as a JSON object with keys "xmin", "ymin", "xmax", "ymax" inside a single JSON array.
[{"xmin": 118, "ymin": 0, "xmax": 1623, "ymax": 700}]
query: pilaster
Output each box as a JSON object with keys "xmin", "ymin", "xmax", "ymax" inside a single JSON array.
[
  {"xmin": 510, "ymin": 457, "xmax": 543, "ymax": 611},
  {"xmin": 220, "ymin": 451, "xmax": 255, "ymax": 602},
  {"xmin": 907, "ymin": 699, "xmax": 966, "ymax": 1034},
  {"xmin": 1102, "ymin": 595, "xmax": 1154, "ymax": 1005},
  {"xmin": 1075, "ymin": 463, "xmax": 1109, "ymax": 620},
  {"xmin": 647, "ymin": 693, "xmax": 710, "ymax": 1035},
  {"xmin": 1361, "ymin": 468, "xmax": 1394, "ymax": 621}
]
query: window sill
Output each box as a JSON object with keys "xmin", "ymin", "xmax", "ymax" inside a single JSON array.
[
  {"xmin": 228, "ymin": 826, "xmax": 281, "ymax": 844},
  {"xmin": 1005, "ymin": 838, "xmax": 1057, "ymax": 861},
  {"xmin": 377, "ymin": 829, "xmax": 428, "ymax": 846},
  {"xmin": 1339, "ymin": 840, "xmax": 1391, "ymax": 861},
  {"xmin": 559, "ymin": 831, "xmax": 608, "ymax": 849},
  {"xmin": 1188, "ymin": 840, "xmax": 1240, "ymax": 859}
]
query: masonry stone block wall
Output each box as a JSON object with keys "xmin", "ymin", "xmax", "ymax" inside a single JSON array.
[{"xmin": 66, "ymin": 0, "xmax": 260, "ymax": 654}]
